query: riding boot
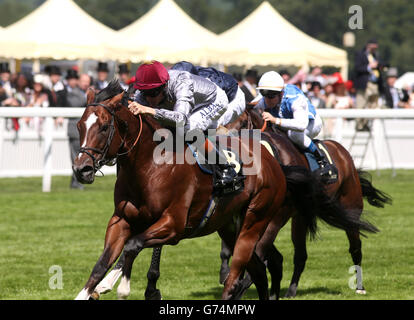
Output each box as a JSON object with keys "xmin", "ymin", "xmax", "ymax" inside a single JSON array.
[
  {"xmin": 312, "ymin": 146, "xmax": 337, "ymax": 181},
  {"xmin": 204, "ymin": 138, "xmax": 242, "ymax": 191}
]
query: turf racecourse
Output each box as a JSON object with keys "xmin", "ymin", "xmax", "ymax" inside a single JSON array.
[{"xmin": 0, "ymin": 170, "xmax": 413, "ymax": 300}]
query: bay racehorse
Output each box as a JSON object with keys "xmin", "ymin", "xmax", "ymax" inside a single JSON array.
[
  {"xmin": 73, "ymin": 80, "xmax": 295, "ymax": 300},
  {"xmin": 88, "ymin": 83, "xmax": 382, "ymax": 300},
  {"xmin": 219, "ymin": 106, "xmax": 392, "ymax": 298}
]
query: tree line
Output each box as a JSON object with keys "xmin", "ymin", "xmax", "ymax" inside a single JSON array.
[{"xmin": 0, "ymin": 0, "xmax": 413, "ymax": 74}]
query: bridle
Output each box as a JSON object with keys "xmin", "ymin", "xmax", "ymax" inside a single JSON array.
[{"xmin": 78, "ymin": 102, "xmax": 142, "ymax": 173}]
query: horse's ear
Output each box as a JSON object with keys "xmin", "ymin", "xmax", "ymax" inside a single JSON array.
[
  {"xmin": 86, "ymin": 88, "xmax": 96, "ymax": 104},
  {"xmin": 120, "ymin": 84, "xmax": 136, "ymax": 107},
  {"xmin": 108, "ymin": 92, "xmax": 125, "ymax": 106}
]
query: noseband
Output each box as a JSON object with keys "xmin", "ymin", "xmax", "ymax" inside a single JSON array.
[{"xmin": 79, "ymin": 102, "xmax": 142, "ymax": 172}]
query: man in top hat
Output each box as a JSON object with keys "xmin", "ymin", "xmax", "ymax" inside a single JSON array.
[
  {"xmin": 45, "ymin": 65, "xmax": 67, "ymax": 107},
  {"xmin": 384, "ymin": 68, "xmax": 409, "ymax": 109},
  {"xmin": 64, "ymin": 68, "xmax": 86, "ymax": 189},
  {"xmin": 94, "ymin": 61, "xmax": 110, "ymax": 90},
  {"xmin": 0, "ymin": 62, "xmax": 13, "ymax": 103},
  {"xmin": 353, "ymin": 38, "xmax": 384, "ymax": 130},
  {"xmin": 0, "ymin": 62, "xmax": 12, "ymax": 99},
  {"xmin": 118, "ymin": 63, "xmax": 130, "ymax": 91}
]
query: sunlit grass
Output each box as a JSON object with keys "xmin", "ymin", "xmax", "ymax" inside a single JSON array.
[{"xmin": 0, "ymin": 170, "xmax": 412, "ymax": 300}]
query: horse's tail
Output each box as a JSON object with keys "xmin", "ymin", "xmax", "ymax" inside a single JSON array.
[
  {"xmin": 282, "ymin": 165, "xmax": 379, "ymax": 239},
  {"xmin": 357, "ymin": 169, "xmax": 392, "ymax": 208}
]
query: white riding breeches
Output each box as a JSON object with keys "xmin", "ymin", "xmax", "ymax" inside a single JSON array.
[
  {"xmin": 217, "ymin": 87, "xmax": 246, "ymax": 126},
  {"xmin": 287, "ymin": 114, "xmax": 323, "ymax": 150},
  {"xmin": 186, "ymin": 85, "xmax": 229, "ymax": 132}
]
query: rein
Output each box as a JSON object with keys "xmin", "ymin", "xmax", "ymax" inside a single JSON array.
[{"xmin": 79, "ymin": 102, "xmax": 143, "ymax": 172}]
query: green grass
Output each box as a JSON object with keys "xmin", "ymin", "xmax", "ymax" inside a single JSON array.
[{"xmin": 0, "ymin": 170, "xmax": 413, "ymax": 300}]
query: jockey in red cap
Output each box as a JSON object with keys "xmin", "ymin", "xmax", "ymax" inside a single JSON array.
[{"xmin": 128, "ymin": 60, "xmax": 243, "ymax": 191}]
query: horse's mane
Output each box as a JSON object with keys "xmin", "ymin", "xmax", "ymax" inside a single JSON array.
[{"xmin": 95, "ymin": 79, "xmax": 125, "ymax": 103}]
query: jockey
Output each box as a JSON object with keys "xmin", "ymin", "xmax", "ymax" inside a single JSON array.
[
  {"xmin": 254, "ymin": 71, "xmax": 335, "ymax": 179},
  {"xmin": 171, "ymin": 61, "xmax": 246, "ymax": 127},
  {"xmin": 128, "ymin": 60, "xmax": 241, "ymax": 190}
]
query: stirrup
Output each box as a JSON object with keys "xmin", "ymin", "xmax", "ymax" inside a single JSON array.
[{"xmin": 316, "ymin": 162, "xmax": 338, "ymax": 184}]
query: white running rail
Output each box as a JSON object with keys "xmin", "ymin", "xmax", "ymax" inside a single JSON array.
[{"xmin": 1, "ymin": 107, "xmax": 414, "ymax": 192}]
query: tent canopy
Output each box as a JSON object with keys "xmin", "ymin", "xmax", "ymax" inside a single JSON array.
[
  {"xmin": 0, "ymin": 0, "xmax": 129, "ymax": 60},
  {"xmin": 116, "ymin": 0, "xmax": 222, "ymax": 64},
  {"xmin": 218, "ymin": 1, "xmax": 347, "ymax": 75}
]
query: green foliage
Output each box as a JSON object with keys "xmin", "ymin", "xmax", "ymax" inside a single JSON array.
[{"xmin": 0, "ymin": 0, "xmax": 413, "ymax": 73}]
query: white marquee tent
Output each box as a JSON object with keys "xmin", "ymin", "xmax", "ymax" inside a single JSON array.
[
  {"xmin": 0, "ymin": 0, "xmax": 131, "ymax": 61},
  {"xmin": 218, "ymin": 1, "xmax": 348, "ymax": 77},
  {"xmin": 116, "ymin": 0, "xmax": 225, "ymax": 64}
]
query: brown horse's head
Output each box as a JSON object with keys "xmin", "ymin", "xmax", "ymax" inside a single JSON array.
[{"xmin": 73, "ymin": 80, "xmax": 131, "ymax": 184}]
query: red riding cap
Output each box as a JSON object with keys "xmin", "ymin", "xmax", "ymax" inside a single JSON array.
[{"xmin": 134, "ymin": 60, "xmax": 169, "ymax": 90}]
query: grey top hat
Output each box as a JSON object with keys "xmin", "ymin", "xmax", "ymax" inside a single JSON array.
[{"xmin": 387, "ymin": 67, "xmax": 398, "ymax": 78}]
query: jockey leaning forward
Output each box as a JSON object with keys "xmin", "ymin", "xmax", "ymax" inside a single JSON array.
[
  {"xmin": 254, "ymin": 71, "xmax": 336, "ymax": 179},
  {"xmin": 127, "ymin": 60, "xmax": 244, "ymax": 191},
  {"xmin": 171, "ymin": 61, "xmax": 246, "ymax": 127}
]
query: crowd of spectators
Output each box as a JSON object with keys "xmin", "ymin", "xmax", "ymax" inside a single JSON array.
[
  {"xmin": 0, "ymin": 61, "xmax": 131, "ymax": 189},
  {"xmin": 1, "ymin": 55, "xmax": 413, "ymax": 186}
]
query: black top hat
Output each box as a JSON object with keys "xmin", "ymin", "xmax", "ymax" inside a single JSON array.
[
  {"xmin": 66, "ymin": 69, "xmax": 79, "ymax": 80},
  {"xmin": 97, "ymin": 62, "xmax": 109, "ymax": 72},
  {"xmin": 0, "ymin": 62, "xmax": 10, "ymax": 73},
  {"xmin": 245, "ymin": 69, "xmax": 258, "ymax": 78},
  {"xmin": 279, "ymin": 69, "xmax": 291, "ymax": 77},
  {"xmin": 367, "ymin": 38, "xmax": 378, "ymax": 45},
  {"xmin": 45, "ymin": 65, "xmax": 62, "ymax": 76},
  {"xmin": 232, "ymin": 72, "xmax": 243, "ymax": 82},
  {"xmin": 118, "ymin": 63, "xmax": 130, "ymax": 74}
]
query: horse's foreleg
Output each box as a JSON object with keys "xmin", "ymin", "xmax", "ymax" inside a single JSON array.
[
  {"xmin": 219, "ymin": 240, "xmax": 232, "ymax": 284},
  {"xmin": 222, "ymin": 213, "xmax": 270, "ymax": 300},
  {"xmin": 75, "ymin": 216, "xmax": 131, "ymax": 300},
  {"xmin": 117, "ymin": 215, "xmax": 178, "ymax": 300},
  {"xmin": 266, "ymin": 244, "xmax": 283, "ymax": 300},
  {"xmin": 92, "ymin": 252, "xmax": 125, "ymax": 299},
  {"xmin": 255, "ymin": 209, "xmax": 289, "ymax": 300},
  {"xmin": 285, "ymin": 216, "xmax": 308, "ymax": 298},
  {"xmin": 144, "ymin": 247, "xmax": 163, "ymax": 300}
]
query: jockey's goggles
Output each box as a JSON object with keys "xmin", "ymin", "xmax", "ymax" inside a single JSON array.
[
  {"xmin": 142, "ymin": 85, "xmax": 165, "ymax": 97},
  {"xmin": 260, "ymin": 89, "xmax": 281, "ymax": 99}
]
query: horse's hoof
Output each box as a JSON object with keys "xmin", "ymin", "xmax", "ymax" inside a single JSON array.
[
  {"xmin": 284, "ymin": 288, "xmax": 297, "ymax": 298},
  {"xmin": 284, "ymin": 283, "xmax": 297, "ymax": 298},
  {"xmin": 270, "ymin": 294, "xmax": 278, "ymax": 300},
  {"xmin": 145, "ymin": 289, "xmax": 162, "ymax": 300},
  {"xmin": 219, "ymin": 269, "xmax": 229, "ymax": 285},
  {"xmin": 90, "ymin": 291, "xmax": 100, "ymax": 300},
  {"xmin": 356, "ymin": 289, "xmax": 367, "ymax": 295}
]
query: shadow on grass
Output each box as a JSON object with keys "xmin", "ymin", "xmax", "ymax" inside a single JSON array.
[{"xmin": 190, "ymin": 286, "xmax": 341, "ymax": 300}]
